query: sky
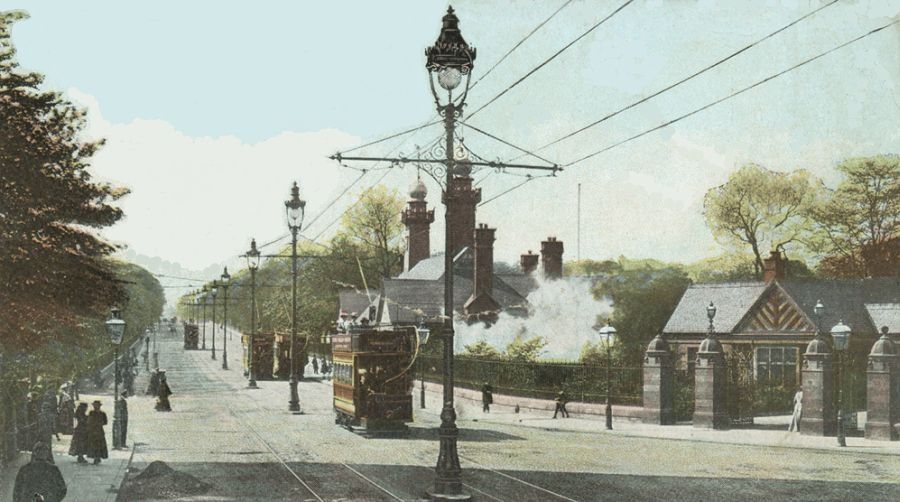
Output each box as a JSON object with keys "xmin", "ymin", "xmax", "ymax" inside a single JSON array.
[{"xmin": 4, "ymin": 0, "xmax": 898, "ymax": 292}]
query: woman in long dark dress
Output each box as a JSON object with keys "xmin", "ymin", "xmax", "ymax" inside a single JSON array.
[
  {"xmin": 155, "ymin": 372, "xmax": 172, "ymax": 412},
  {"xmin": 68, "ymin": 402, "xmax": 88, "ymax": 463},
  {"xmin": 85, "ymin": 401, "xmax": 108, "ymax": 465}
]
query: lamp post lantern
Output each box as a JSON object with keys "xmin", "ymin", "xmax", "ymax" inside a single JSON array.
[
  {"xmin": 106, "ymin": 307, "xmax": 126, "ymax": 449},
  {"xmin": 831, "ymin": 319, "xmax": 851, "ymax": 447},
  {"xmin": 211, "ymin": 281, "xmax": 219, "ymax": 360},
  {"xmin": 417, "ymin": 322, "xmax": 431, "ymax": 410},
  {"xmin": 424, "ymin": 7, "xmax": 476, "ymax": 500},
  {"xmin": 246, "ymin": 238, "xmax": 261, "ymax": 388},
  {"xmin": 221, "ymin": 267, "xmax": 231, "ymax": 370},
  {"xmin": 285, "ymin": 181, "xmax": 306, "ymax": 413},
  {"xmin": 596, "ymin": 319, "xmax": 617, "ymax": 430}
]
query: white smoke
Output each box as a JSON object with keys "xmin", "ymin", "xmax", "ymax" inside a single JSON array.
[{"xmin": 454, "ymin": 275, "xmax": 613, "ymax": 361}]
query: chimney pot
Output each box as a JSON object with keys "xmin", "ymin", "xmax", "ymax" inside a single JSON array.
[{"xmin": 762, "ymin": 250, "xmax": 786, "ymax": 283}]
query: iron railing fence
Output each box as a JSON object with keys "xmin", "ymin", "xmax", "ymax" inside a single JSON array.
[{"xmin": 417, "ymin": 355, "xmax": 643, "ymax": 406}]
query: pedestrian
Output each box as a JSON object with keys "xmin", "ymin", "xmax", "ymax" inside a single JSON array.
[
  {"xmin": 146, "ymin": 369, "xmax": 160, "ymax": 396},
  {"xmin": 553, "ymin": 390, "xmax": 569, "ymax": 419},
  {"xmin": 56, "ymin": 384, "xmax": 74, "ymax": 435},
  {"xmin": 481, "ymin": 382, "xmax": 493, "ymax": 413},
  {"xmin": 789, "ymin": 386, "xmax": 803, "ymax": 432},
  {"xmin": 13, "ymin": 441, "xmax": 67, "ymax": 502},
  {"xmin": 312, "ymin": 356, "xmax": 319, "ymax": 375},
  {"xmin": 37, "ymin": 391, "xmax": 59, "ymax": 455},
  {"xmin": 85, "ymin": 400, "xmax": 108, "ymax": 465},
  {"xmin": 116, "ymin": 391, "xmax": 129, "ymax": 447},
  {"xmin": 155, "ymin": 371, "xmax": 172, "ymax": 412},
  {"xmin": 68, "ymin": 402, "xmax": 88, "ymax": 464},
  {"xmin": 122, "ymin": 358, "xmax": 135, "ymax": 397}
]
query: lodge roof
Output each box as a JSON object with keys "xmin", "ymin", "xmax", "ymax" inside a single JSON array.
[
  {"xmin": 664, "ymin": 277, "xmax": 900, "ymax": 336},
  {"xmin": 866, "ymin": 303, "xmax": 900, "ymax": 335}
]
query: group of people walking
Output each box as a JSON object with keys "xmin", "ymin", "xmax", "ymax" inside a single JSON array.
[{"xmin": 480, "ymin": 382, "xmax": 570, "ymax": 419}]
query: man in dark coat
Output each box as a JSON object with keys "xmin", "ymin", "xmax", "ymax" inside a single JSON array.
[
  {"xmin": 85, "ymin": 400, "xmax": 108, "ymax": 464},
  {"xmin": 312, "ymin": 356, "xmax": 319, "ymax": 375},
  {"xmin": 155, "ymin": 371, "xmax": 172, "ymax": 412},
  {"xmin": 481, "ymin": 382, "xmax": 493, "ymax": 413},
  {"xmin": 553, "ymin": 390, "xmax": 569, "ymax": 419},
  {"xmin": 13, "ymin": 442, "xmax": 67, "ymax": 502},
  {"xmin": 146, "ymin": 369, "xmax": 159, "ymax": 396}
]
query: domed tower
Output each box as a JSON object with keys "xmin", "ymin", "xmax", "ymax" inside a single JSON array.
[{"xmin": 401, "ymin": 177, "xmax": 435, "ymax": 271}]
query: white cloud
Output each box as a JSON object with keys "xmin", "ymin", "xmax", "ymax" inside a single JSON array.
[{"xmin": 68, "ymin": 88, "xmax": 361, "ymax": 271}]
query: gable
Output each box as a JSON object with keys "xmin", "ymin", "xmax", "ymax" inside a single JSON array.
[{"xmin": 738, "ymin": 286, "xmax": 815, "ymax": 333}]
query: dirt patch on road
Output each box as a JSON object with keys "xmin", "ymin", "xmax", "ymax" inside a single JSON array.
[{"xmin": 119, "ymin": 460, "xmax": 211, "ymax": 500}]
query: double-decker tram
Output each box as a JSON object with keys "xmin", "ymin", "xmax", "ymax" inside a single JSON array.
[{"xmin": 331, "ymin": 325, "xmax": 419, "ymax": 436}]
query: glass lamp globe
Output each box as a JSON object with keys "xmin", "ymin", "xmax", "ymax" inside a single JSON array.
[{"xmin": 437, "ymin": 67, "xmax": 463, "ymax": 91}]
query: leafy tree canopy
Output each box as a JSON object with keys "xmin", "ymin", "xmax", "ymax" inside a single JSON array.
[{"xmin": 703, "ymin": 164, "xmax": 821, "ymax": 277}]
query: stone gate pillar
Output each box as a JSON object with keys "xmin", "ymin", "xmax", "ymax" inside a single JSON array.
[
  {"xmin": 866, "ymin": 327, "xmax": 898, "ymax": 441},
  {"xmin": 643, "ymin": 334, "xmax": 674, "ymax": 425},
  {"xmin": 801, "ymin": 336, "xmax": 835, "ymax": 436},
  {"xmin": 693, "ymin": 336, "xmax": 727, "ymax": 429}
]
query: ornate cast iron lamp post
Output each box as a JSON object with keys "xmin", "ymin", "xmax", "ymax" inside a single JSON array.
[
  {"xmin": 106, "ymin": 308, "xmax": 126, "ymax": 449},
  {"xmin": 596, "ymin": 319, "xmax": 617, "ymax": 430},
  {"xmin": 830, "ymin": 318, "xmax": 851, "ymax": 447},
  {"xmin": 211, "ymin": 281, "xmax": 218, "ymax": 360},
  {"xmin": 417, "ymin": 322, "xmax": 431, "ymax": 410},
  {"xmin": 199, "ymin": 286, "xmax": 208, "ymax": 350},
  {"xmin": 285, "ymin": 181, "xmax": 306, "ymax": 413},
  {"xmin": 246, "ymin": 239, "xmax": 261, "ymax": 388},
  {"xmin": 425, "ymin": 7, "xmax": 476, "ymax": 500},
  {"xmin": 221, "ymin": 267, "xmax": 231, "ymax": 370}
]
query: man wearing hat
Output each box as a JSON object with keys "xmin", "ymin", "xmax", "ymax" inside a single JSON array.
[
  {"xmin": 13, "ymin": 441, "xmax": 67, "ymax": 502},
  {"xmin": 85, "ymin": 400, "xmax": 108, "ymax": 465}
]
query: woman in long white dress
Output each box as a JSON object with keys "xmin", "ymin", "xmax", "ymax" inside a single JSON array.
[{"xmin": 788, "ymin": 388, "xmax": 803, "ymax": 432}]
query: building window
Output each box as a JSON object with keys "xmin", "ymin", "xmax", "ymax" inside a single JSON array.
[{"xmin": 755, "ymin": 346, "xmax": 798, "ymax": 386}]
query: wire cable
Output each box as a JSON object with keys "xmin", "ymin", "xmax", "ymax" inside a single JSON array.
[
  {"xmin": 564, "ymin": 18, "xmax": 899, "ymax": 167},
  {"xmin": 460, "ymin": 121, "xmax": 558, "ymax": 166},
  {"xmin": 467, "ymin": 0, "xmax": 635, "ymax": 120},
  {"xmin": 335, "ymin": 119, "xmax": 441, "ymax": 156},
  {"xmin": 520, "ymin": 0, "xmax": 841, "ymax": 159},
  {"xmin": 302, "ymin": 170, "xmax": 368, "ymax": 231},
  {"xmin": 469, "ymin": 0, "xmax": 575, "ymax": 92},
  {"xmin": 479, "ymin": 176, "xmax": 535, "ymax": 207}
]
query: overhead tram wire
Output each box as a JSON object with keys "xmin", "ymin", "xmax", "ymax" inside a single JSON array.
[
  {"xmin": 301, "ymin": 170, "xmax": 368, "ymax": 231},
  {"xmin": 563, "ymin": 19, "xmax": 899, "ymax": 168},
  {"xmin": 468, "ymin": 0, "xmax": 575, "ymax": 92},
  {"xmin": 466, "ymin": 0, "xmax": 636, "ymax": 121},
  {"xmin": 513, "ymin": 0, "xmax": 842, "ymax": 160},
  {"xmin": 460, "ymin": 121, "xmax": 558, "ymax": 166}
]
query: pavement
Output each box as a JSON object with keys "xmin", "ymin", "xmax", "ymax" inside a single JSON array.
[
  {"xmin": 0, "ymin": 392, "xmax": 134, "ymax": 502},
  {"xmin": 429, "ymin": 381, "xmax": 900, "ymax": 456}
]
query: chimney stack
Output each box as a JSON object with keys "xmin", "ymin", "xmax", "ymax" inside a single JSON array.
[
  {"xmin": 464, "ymin": 224, "xmax": 500, "ymax": 318},
  {"xmin": 442, "ymin": 176, "xmax": 481, "ymax": 257},
  {"xmin": 763, "ymin": 250, "xmax": 786, "ymax": 283},
  {"xmin": 402, "ymin": 178, "xmax": 435, "ymax": 271},
  {"xmin": 541, "ymin": 237, "xmax": 564, "ymax": 279},
  {"xmin": 520, "ymin": 251, "xmax": 539, "ymax": 275}
]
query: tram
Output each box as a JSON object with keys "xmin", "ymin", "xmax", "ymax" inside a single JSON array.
[
  {"xmin": 241, "ymin": 332, "xmax": 275, "ymax": 380},
  {"xmin": 331, "ymin": 325, "xmax": 418, "ymax": 436},
  {"xmin": 183, "ymin": 322, "xmax": 199, "ymax": 350}
]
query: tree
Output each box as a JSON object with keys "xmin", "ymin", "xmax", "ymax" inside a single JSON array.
[
  {"xmin": 0, "ymin": 11, "xmax": 127, "ymax": 351},
  {"xmin": 338, "ymin": 185, "xmax": 405, "ymax": 281},
  {"xmin": 505, "ymin": 336, "xmax": 547, "ymax": 362},
  {"xmin": 683, "ymin": 252, "xmax": 813, "ymax": 283},
  {"xmin": 590, "ymin": 260, "xmax": 692, "ymax": 364},
  {"xmin": 809, "ymin": 155, "xmax": 900, "ymax": 278},
  {"xmin": 704, "ymin": 164, "xmax": 821, "ymax": 277},
  {"xmin": 462, "ymin": 340, "xmax": 501, "ymax": 359}
]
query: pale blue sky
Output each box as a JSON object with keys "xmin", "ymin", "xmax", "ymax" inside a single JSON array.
[{"xmin": 3, "ymin": 1, "xmax": 898, "ymax": 277}]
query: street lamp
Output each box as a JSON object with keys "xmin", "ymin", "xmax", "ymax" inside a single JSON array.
[
  {"xmin": 211, "ymin": 281, "xmax": 219, "ymax": 360},
  {"xmin": 425, "ymin": 7, "xmax": 476, "ymax": 500},
  {"xmin": 596, "ymin": 319, "xmax": 617, "ymax": 430},
  {"xmin": 200, "ymin": 285, "xmax": 208, "ymax": 350},
  {"xmin": 221, "ymin": 267, "xmax": 231, "ymax": 370},
  {"xmin": 831, "ymin": 319, "xmax": 851, "ymax": 447},
  {"xmin": 246, "ymin": 238, "xmax": 261, "ymax": 389},
  {"xmin": 105, "ymin": 307, "xmax": 126, "ymax": 449},
  {"xmin": 417, "ymin": 322, "xmax": 431, "ymax": 409},
  {"xmin": 285, "ymin": 181, "xmax": 306, "ymax": 413}
]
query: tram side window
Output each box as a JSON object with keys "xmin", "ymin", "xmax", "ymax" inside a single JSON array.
[{"xmin": 755, "ymin": 346, "xmax": 798, "ymax": 386}]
